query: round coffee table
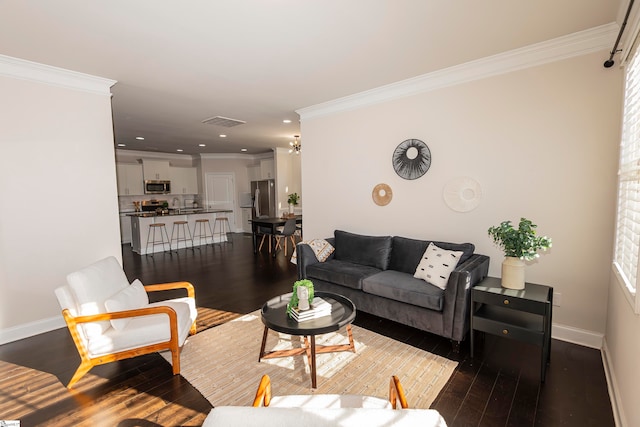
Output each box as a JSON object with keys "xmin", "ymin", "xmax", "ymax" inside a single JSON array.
[{"xmin": 259, "ymin": 291, "xmax": 356, "ymax": 388}]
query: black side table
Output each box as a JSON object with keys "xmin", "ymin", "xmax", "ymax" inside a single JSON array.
[{"xmin": 470, "ymin": 277, "xmax": 553, "ymax": 382}]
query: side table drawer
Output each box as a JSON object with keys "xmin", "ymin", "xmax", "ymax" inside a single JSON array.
[
  {"xmin": 473, "ymin": 305, "xmax": 545, "ymax": 345},
  {"xmin": 472, "ymin": 288, "xmax": 547, "ymax": 315}
]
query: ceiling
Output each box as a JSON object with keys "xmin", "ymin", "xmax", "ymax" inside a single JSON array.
[{"xmin": 0, "ymin": 1, "xmax": 623, "ymax": 155}]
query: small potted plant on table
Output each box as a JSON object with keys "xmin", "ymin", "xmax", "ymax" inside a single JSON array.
[
  {"xmin": 287, "ymin": 193, "xmax": 299, "ymax": 215},
  {"xmin": 487, "ymin": 218, "xmax": 552, "ymax": 289}
]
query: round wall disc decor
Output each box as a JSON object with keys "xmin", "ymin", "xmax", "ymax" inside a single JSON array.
[
  {"xmin": 392, "ymin": 139, "xmax": 431, "ymax": 180},
  {"xmin": 443, "ymin": 177, "xmax": 482, "ymax": 212},
  {"xmin": 372, "ymin": 183, "xmax": 393, "ymax": 206}
]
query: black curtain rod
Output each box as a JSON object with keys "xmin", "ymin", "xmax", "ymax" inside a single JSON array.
[{"xmin": 604, "ymin": 0, "xmax": 636, "ymax": 68}]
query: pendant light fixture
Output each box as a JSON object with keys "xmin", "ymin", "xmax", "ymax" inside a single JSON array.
[{"xmin": 289, "ymin": 135, "xmax": 301, "ymax": 155}]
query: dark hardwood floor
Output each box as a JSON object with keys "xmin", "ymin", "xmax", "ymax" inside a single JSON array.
[{"xmin": 0, "ymin": 234, "xmax": 614, "ymax": 426}]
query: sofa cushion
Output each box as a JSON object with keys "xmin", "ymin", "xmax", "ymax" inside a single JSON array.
[
  {"xmin": 413, "ymin": 243, "xmax": 464, "ymax": 290},
  {"xmin": 388, "ymin": 236, "xmax": 474, "ymax": 274},
  {"xmin": 66, "ymin": 256, "xmax": 131, "ymax": 337},
  {"xmin": 307, "ymin": 260, "xmax": 382, "ymax": 290},
  {"xmin": 333, "ymin": 230, "xmax": 392, "ymax": 270},
  {"xmin": 104, "ymin": 279, "xmax": 150, "ymax": 330},
  {"xmin": 362, "ymin": 270, "xmax": 445, "ymax": 311}
]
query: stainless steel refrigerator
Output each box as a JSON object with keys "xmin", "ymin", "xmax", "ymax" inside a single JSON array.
[{"xmin": 251, "ymin": 179, "xmax": 276, "ymax": 218}]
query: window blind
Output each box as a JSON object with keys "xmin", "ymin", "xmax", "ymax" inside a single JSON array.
[{"xmin": 614, "ymin": 43, "xmax": 640, "ymax": 295}]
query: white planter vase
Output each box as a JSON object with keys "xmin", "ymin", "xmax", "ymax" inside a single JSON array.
[
  {"xmin": 501, "ymin": 257, "xmax": 525, "ymax": 290},
  {"xmin": 288, "ymin": 204, "xmax": 295, "ymax": 214}
]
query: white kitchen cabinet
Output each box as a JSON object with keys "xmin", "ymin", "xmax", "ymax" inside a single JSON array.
[
  {"xmin": 260, "ymin": 159, "xmax": 274, "ymax": 179},
  {"xmin": 142, "ymin": 159, "xmax": 171, "ymax": 181},
  {"xmin": 170, "ymin": 166, "xmax": 198, "ymax": 194},
  {"xmin": 116, "ymin": 163, "xmax": 144, "ymax": 195},
  {"xmin": 241, "ymin": 207, "xmax": 252, "ymax": 232},
  {"xmin": 119, "ymin": 213, "xmax": 133, "ymax": 244}
]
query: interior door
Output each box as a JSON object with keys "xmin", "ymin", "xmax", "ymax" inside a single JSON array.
[{"xmin": 205, "ymin": 173, "xmax": 237, "ymax": 231}]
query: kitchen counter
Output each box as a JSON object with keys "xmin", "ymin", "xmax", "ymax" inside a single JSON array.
[
  {"xmin": 129, "ymin": 209, "xmax": 233, "ymax": 254},
  {"xmin": 126, "ymin": 208, "xmax": 231, "ymax": 217}
]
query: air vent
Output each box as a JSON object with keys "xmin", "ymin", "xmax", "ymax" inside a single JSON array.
[{"xmin": 202, "ymin": 116, "xmax": 246, "ymax": 127}]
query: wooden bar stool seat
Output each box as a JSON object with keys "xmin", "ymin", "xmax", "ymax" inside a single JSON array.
[
  {"xmin": 193, "ymin": 218, "xmax": 214, "ymax": 246},
  {"xmin": 171, "ymin": 220, "xmax": 195, "ymax": 251},
  {"xmin": 213, "ymin": 216, "xmax": 233, "ymax": 244},
  {"xmin": 145, "ymin": 223, "xmax": 172, "ymax": 256}
]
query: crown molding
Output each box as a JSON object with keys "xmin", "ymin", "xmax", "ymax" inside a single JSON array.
[
  {"xmin": 297, "ymin": 23, "xmax": 618, "ymax": 121},
  {"xmin": 199, "ymin": 151, "xmax": 273, "ymax": 161},
  {"xmin": 0, "ymin": 54, "xmax": 116, "ymax": 95}
]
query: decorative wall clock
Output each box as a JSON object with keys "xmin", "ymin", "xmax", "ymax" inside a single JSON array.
[{"xmin": 392, "ymin": 139, "xmax": 431, "ymax": 180}]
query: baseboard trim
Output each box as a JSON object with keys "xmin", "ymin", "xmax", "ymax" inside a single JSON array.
[
  {"xmin": 551, "ymin": 322, "xmax": 603, "ymax": 349},
  {"xmin": 601, "ymin": 339, "xmax": 625, "ymax": 427},
  {"xmin": 0, "ymin": 315, "xmax": 65, "ymax": 345}
]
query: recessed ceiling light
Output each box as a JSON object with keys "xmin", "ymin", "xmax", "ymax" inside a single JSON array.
[
  {"xmin": 241, "ymin": 148, "xmax": 248, "ymax": 152},
  {"xmin": 199, "ymin": 144, "xmax": 206, "ymax": 147},
  {"xmin": 176, "ymin": 149, "xmax": 183, "ymax": 152},
  {"xmin": 219, "ymin": 134, "xmax": 227, "ymax": 138},
  {"xmin": 283, "ymin": 119, "xmax": 292, "ymax": 124},
  {"xmin": 117, "ymin": 143, "xmax": 126, "ymax": 147},
  {"xmin": 135, "ymin": 136, "xmax": 144, "ymax": 140}
]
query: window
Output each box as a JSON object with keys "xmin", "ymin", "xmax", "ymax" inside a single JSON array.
[{"xmin": 614, "ymin": 41, "xmax": 640, "ymax": 314}]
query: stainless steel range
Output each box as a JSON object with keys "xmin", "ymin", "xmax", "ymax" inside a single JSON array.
[{"xmin": 141, "ymin": 200, "xmax": 168, "ymax": 212}]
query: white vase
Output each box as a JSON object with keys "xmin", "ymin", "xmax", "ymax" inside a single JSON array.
[
  {"xmin": 501, "ymin": 257, "xmax": 525, "ymax": 290},
  {"xmin": 289, "ymin": 204, "xmax": 295, "ymax": 214}
]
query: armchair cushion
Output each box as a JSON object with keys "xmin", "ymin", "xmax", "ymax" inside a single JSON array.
[
  {"xmin": 104, "ymin": 279, "xmax": 149, "ymax": 330},
  {"xmin": 86, "ymin": 298, "xmax": 195, "ymax": 357},
  {"xmin": 66, "ymin": 256, "xmax": 130, "ymax": 337}
]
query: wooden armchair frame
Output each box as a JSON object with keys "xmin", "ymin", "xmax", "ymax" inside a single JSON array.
[
  {"xmin": 62, "ymin": 281, "xmax": 196, "ymax": 388},
  {"xmin": 252, "ymin": 374, "xmax": 409, "ymax": 409}
]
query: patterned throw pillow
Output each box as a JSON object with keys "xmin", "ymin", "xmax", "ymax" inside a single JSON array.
[
  {"xmin": 290, "ymin": 239, "xmax": 335, "ymax": 265},
  {"xmin": 413, "ymin": 242, "xmax": 463, "ymax": 290}
]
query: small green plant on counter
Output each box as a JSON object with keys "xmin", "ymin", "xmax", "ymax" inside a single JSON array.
[
  {"xmin": 287, "ymin": 193, "xmax": 299, "ymax": 205},
  {"xmin": 287, "ymin": 279, "xmax": 314, "ymax": 317},
  {"xmin": 487, "ymin": 217, "xmax": 552, "ymax": 261}
]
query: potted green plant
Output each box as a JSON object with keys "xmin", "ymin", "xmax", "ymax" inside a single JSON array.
[
  {"xmin": 287, "ymin": 279, "xmax": 314, "ymax": 317},
  {"xmin": 487, "ymin": 218, "xmax": 552, "ymax": 289},
  {"xmin": 287, "ymin": 193, "xmax": 299, "ymax": 214}
]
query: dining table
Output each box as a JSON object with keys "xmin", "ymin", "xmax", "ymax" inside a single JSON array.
[{"xmin": 250, "ymin": 215, "xmax": 302, "ymax": 257}]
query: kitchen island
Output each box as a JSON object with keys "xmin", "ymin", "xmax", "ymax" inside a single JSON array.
[{"xmin": 128, "ymin": 209, "xmax": 232, "ymax": 254}]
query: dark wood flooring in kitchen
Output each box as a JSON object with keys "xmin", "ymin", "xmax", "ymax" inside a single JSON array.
[{"xmin": 0, "ymin": 234, "xmax": 614, "ymax": 426}]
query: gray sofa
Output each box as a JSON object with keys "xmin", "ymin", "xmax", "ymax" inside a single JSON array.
[{"xmin": 296, "ymin": 230, "xmax": 490, "ymax": 348}]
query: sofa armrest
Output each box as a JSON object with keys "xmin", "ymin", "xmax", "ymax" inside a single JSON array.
[
  {"xmin": 296, "ymin": 237, "xmax": 336, "ymax": 279},
  {"xmin": 442, "ymin": 254, "xmax": 490, "ymax": 342}
]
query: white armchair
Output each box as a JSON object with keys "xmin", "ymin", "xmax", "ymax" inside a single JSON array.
[{"xmin": 55, "ymin": 256, "xmax": 197, "ymax": 388}]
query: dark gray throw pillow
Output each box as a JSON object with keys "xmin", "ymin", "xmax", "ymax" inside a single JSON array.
[{"xmin": 333, "ymin": 230, "xmax": 392, "ymax": 270}]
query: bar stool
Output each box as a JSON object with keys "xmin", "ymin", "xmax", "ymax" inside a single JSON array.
[
  {"xmin": 192, "ymin": 218, "xmax": 214, "ymax": 247},
  {"xmin": 145, "ymin": 223, "xmax": 171, "ymax": 256},
  {"xmin": 213, "ymin": 216, "xmax": 233, "ymax": 244},
  {"xmin": 171, "ymin": 220, "xmax": 195, "ymax": 251}
]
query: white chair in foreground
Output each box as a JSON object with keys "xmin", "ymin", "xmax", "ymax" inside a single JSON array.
[
  {"xmin": 252, "ymin": 374, "xmax": 408, "ymax": 409},
  {"xmin": 55, "ymin": 256, "xmax": 197, "ymax": 388},
  {"xmin": 202, "ymin": 375, "xmax": 448, "ymax": 426}
]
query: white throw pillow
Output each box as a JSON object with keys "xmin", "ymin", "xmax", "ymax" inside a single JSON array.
[
  {"xmin": 414, "ymin": 243, "xmax": 464, "ymax": 290},
  {"xmin": 104, "ymin": 279, "xmax": 149, "ymax": 330}
]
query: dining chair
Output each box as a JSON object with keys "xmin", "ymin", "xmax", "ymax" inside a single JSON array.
[{"xmin": 274, "ymin": 219, "xmax": 298, "ymax": 255}]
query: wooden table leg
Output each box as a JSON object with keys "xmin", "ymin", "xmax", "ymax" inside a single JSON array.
[
  {"xmin": 310, "ymin": 335, "xmax": 317, "ymax": 389},
  {"xmin": 259, "ymin": 326, "xmax": 269, "ymax": 361}
]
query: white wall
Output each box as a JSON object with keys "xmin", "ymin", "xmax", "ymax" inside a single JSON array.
[
  {"xmin": 299, "ymin": 51, "xmax": 622, "ymax": 341},
  {"xmin": 275, "ymin": 147, "xmax": 302, "ymax": 215},
  {"xmin": 0, "ymin": 58, "xmax": 121, "ymax": 343}
]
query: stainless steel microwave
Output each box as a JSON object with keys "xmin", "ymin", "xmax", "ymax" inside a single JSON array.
[{"xmin": 144, "ymin": 180, "xmax": 171, "ymax": 194}]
